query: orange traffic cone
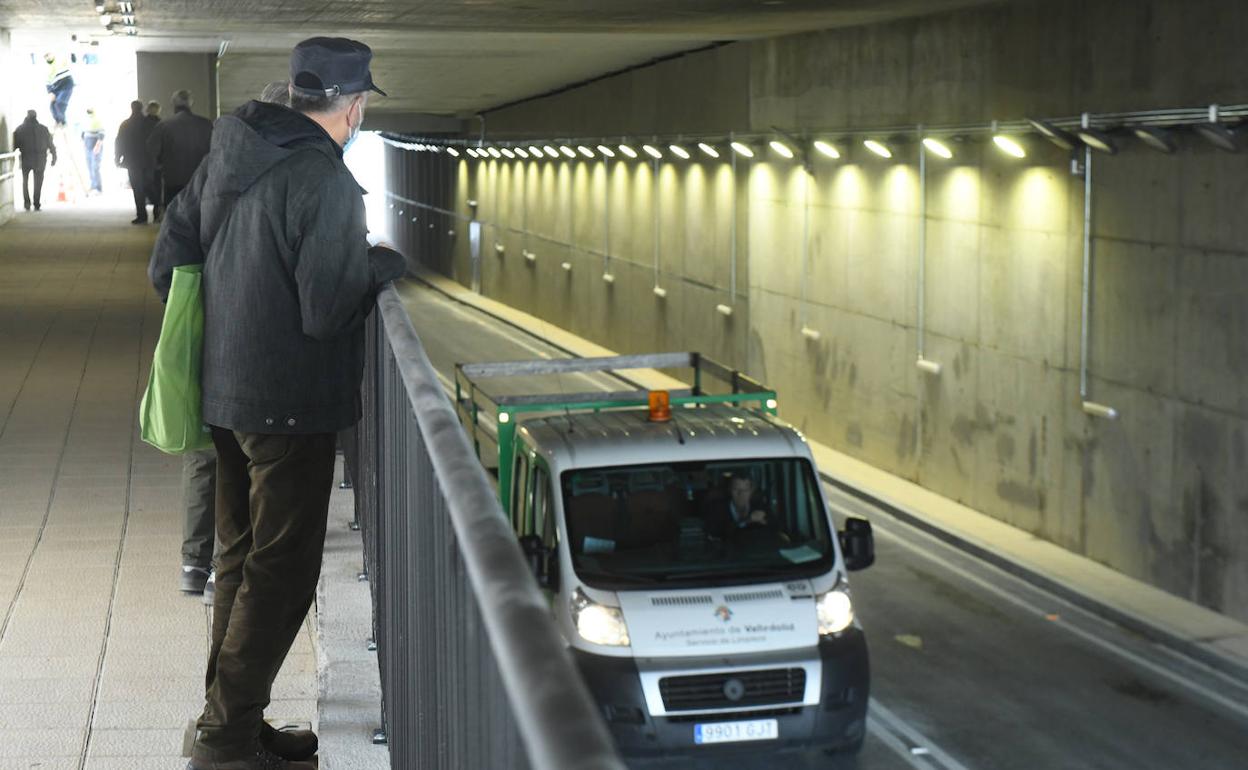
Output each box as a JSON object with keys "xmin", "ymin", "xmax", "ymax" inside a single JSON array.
[{"xmin": 57, "ymin": 179, "xmax": 67, "ymax": 203}]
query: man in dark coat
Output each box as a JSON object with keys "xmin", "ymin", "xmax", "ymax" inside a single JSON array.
[
  {"xmin": 12, "ymin": 110, "xmax": 57, "ymax": 211},
  {"xmin": 115, "ymin": 100, "xmax": 155, "ymax": 224},
  {"xmin": 144, "ymin": 101, "xmax": 164, "ymax": 219},
  {"xmin": 148, "ymin": 37, "xmax": 403, "ymax": 770},
  {"xmin": 147, "ymin": 89, "xmax": 213, "ymax": 211}
]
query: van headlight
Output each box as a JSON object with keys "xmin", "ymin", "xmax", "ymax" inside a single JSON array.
[
  {"xmin": 571, "ymin": 589, "xmax": 630, "ymax": 647},
  {"xmin": 815, "ymin": 586, "xmax": 854, "ymax": 636}
]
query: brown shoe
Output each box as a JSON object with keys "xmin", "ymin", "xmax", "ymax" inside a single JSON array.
[
  {"xmin": 262, "ymin": 722, "xmax": 317, "ymax": 761},
  {"xmin": 186, "ymin": 748, "xmax": 315, "ymax": 770}
]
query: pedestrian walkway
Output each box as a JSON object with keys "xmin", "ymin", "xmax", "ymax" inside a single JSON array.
[{"xmin": 0, "ymin": 203, "xmax": 320, "ymax": 769}]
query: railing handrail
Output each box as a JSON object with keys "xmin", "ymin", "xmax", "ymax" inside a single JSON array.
[{"xmin": 374, "ymin": 285, "xmax": 626, "ymax": 770}]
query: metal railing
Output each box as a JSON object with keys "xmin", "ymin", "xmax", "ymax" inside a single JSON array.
[{"xmin": 348, "ymin": 284, "xmax": 626, "ymax": 770}]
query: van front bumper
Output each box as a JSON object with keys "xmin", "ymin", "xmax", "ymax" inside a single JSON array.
[{"xmin": 571, "ymin": 629, "xmax": 869, "ymax": 762}]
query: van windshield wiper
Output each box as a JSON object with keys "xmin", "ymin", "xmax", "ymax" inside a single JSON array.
[
  {"xmin": 574, "ymin": 569, "xmax": 662, "ymax": 585},
  {"xmin": 666, "ymin": 567, "xmax": 801, "ymax": 582}
]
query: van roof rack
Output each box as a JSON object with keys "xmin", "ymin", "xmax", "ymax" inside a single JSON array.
[{"xmin": 453, "ymin": 352, "xmax": 776, "ymax": 509}]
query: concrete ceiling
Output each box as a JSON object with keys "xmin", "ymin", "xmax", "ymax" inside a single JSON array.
[{"xmin": 2, "ymin": 0, "xmax": 1007, "ymax": 116}]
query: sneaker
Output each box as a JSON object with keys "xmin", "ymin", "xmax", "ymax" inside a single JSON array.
[
  {"xmin": 262, "ymin": 722, "xmax": 318, "ymax": 761},
  {"xmin": 186, "ymin": 748, "xmax": 315, "ymax": 770},
  {"xmin": 202, "ymin": 569, "xmax": 216, "ymax": 606},
  {"xmin": 131, "ymin": 216, "xmax": 148, "ymax": 225},
  {"xmin": 181, "ymin": 564, "xmax": 211, "ymax": 593}
]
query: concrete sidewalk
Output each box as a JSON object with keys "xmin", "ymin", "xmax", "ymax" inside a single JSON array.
[
  {"xmin": 0, "ymin": 203, "xmax": 369, "ymax": 768},
  {"xmin": 407, "ymin": 263, "xmax": 1248, "ymax": 685}
]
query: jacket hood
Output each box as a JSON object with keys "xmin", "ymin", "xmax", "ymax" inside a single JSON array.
[{"xmin": 207, "ymin": 100, "xmax": 342, "ymax": 197}]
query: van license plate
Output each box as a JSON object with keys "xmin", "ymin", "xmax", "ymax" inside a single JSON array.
[{"xmin": 694, "ymin": 718, "xmax": 779, "ymax": 745}]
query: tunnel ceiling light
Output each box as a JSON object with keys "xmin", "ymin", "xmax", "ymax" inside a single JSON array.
[
  {"xmin": 464, "ymin": 148, "xmax": 476, "ymax": 157},
  {"xmin": 642, "ymin": 144, "xmax": 662, "ymax": 159},
  {"xmin": 863, "ymin": 139, "xmax": 892, "ymax": 158},
  {"xmin": 1193, "ymin": 122, "xmax": 1241, "ymax": 152},
  {"xmin": 577, "ymin": 145, "xmax": 595, "ymax": 158},
  {"xmin": 1131, "ymin": 126, "xmax": 1177, "ymax": 154},
  {"xmin": 501, "ymin": 147, "xmax": 516, "ymax": 158},
  {"xmin": 697, "ymin": 142, "xmax": 719, "ymax": 158},
  {"xmin": 445, "ymin": 147, "xmax": 460, "ymax": 157},
  {"xmin": 730, "ymin": 141, "xmax": 754, "ymax": 158},
  {"xmin": 813, "ymin": 140, "xmax": 840, "ymax": 159},
  {"xmin": 596, "ymin": 144, "xmax": 615, "ymax": 157},
  {"xmin": 922, "ymin": 137, "xmax": 953, "ymax": 159},
  {"xmin": 514, "ymin": 146, "xmax": 529, "ymax": 158},
  {"xmin": 769, "ymin": 140, "xmax": 794, "ymax": 159},
  {"xmin": 669, "ymin": 144, "xmax": 690, "ymax": 159},
  {"xmin": 543, "ymin": 145, "xmax": 559, "ymax": 158},
  {"xmin": 1076, "ymin": 127, "xmax": 1118, "ymax": 155},
  {"xmin": 98, "ymin": 13, "xmax": 111, "ymax": 25},
  {"xmin": 487, "ymin": 147, "xmax": 502, "ymax": 159},
  {"xmin": 559, "ymin": 145, "xmax": 577, "ymax": 158},
  {"xmin": 618, "ymin": 144, "xmax": 638, "ymax": 158},
  {"xmin": 1028, "ymin": 118, "xmax": 1078, "ymax": 150},
  {"xmin": 992, "ymin": 135, "xmax": 1026, "ymax": 158}
]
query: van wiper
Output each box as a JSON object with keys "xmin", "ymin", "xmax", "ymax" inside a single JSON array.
[
  {"xmin": 669, "ymin": 567, "xmax": 796, "ymax": 582},
  {"xmin": 575, "ymin": 569, "xmax": 662, "ymax": 585}
]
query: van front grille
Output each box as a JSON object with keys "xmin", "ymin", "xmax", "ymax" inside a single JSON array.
[{"xmin": 659, "ymin": 668, "xmax": 806, "ymax": 711}]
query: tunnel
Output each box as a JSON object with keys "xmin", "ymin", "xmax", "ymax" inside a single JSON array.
[{"xmin": 0, "ymin": 1, "xmax": 1246, "ymax": 769}]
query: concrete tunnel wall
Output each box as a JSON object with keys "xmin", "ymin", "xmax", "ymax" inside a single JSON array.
[{"xmin": 384, "ymin": 0, "xmax": 1248, "ymax": 622}]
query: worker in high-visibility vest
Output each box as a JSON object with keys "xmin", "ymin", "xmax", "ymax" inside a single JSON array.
[
  {"xmin": 44, "ymin": 52, "xmax": 74, "ymax": 126},
  {"xmin": 82, "ymin": 107, "xmax": 105, "ymax": 194}
]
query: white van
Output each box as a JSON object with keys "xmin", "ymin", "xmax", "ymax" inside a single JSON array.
[{"xmin": 455, "ymin": 354, "xmax": 874, "ymax": 764}]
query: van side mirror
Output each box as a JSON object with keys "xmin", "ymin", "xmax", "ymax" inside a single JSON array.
[
  {"xmin": 838, "ymin": 517, "xmax": 875, "ymax": 571},
  {"xmin": 519, "ymin": 534, "xmax": 559, "ymax": 590}
]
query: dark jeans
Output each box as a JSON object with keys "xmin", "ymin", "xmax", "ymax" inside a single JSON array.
[
  {"xmin": 127, "ymin": 165, "xmax": 148, "ymax": 219},
  {"xmin": 50, "ymin": 84, "xmax": 72, "ymax": 125},
  {"xmin": 21, "ymin": 165, "xmax": 45, "ymax": 209},
  {"xmin": 195, "ymin": 427, "xmax": 336, "ymax": 760},
  {"xmin": 182, "ymin": 448, "xmax": 217, "ymax": 567}
]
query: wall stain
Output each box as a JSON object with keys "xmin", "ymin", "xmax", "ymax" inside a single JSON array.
[
  {"xmin": 951, "ymin": 402, "xmax": 994, "ymax": 446},
  {"xmin": 997, "ymin": 479, "xmax": 1046, "ymax": 511},
  {"xmin": 1028, "ymin": 428, "xmax": 1038, "ymax": 479},
  {"xmin": 848, "ymin": 362, "xmax": 858, "ymax": 388},
  {"xmin": 897, "ymin": 413, "xmax": 916, "ymax": 460},
  {"xmin": 996, "ymin": 433, "xmax": 1016, "ymax": 464},
  {"xmin": 846, "ymin": 422, "xmax": 863, "ymax": 448}
]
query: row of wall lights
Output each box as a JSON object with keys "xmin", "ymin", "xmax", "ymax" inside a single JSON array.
[{"xmin": 395, "ymin": 105, "xmax": 1246, "ymax": 163}]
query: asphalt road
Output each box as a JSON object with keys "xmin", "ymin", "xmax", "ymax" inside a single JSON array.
[{"xmin": 398, "ymin": 280, "xmax": 1248, "ymax": 770}]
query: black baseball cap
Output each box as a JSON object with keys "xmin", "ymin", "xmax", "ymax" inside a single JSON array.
[{"xmin": 290, "ymin": 37, "xmax": 386, "ymax": 98}]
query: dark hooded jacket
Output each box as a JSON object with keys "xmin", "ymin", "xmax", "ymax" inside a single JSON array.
[
  {"xmin": 148, "ymin": 100, "xmax": 407, "ymax": 435},
  {"xmin": 13, "ymin": 114, "xmax": 57, "ymax": 169}
]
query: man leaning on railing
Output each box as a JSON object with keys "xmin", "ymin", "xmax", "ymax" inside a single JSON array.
[{"xmin": 148, "ymin": 36, "xmax": 406, "ymax": 770}]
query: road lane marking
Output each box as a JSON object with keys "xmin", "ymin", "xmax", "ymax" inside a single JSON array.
[
  {"xmin": 869, "ymin": 698, "xmax": 974, "ymax": 770},
  {"xmin": 837, "ymin": 488, "xmax": 1248, "ymax": 723}
]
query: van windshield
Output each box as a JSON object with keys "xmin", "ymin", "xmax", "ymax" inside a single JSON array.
[{"xmin": 561, "ymin": 458, "xmax": 834, "ymax": 589}]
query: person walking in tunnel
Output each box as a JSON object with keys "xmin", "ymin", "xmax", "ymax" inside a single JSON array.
[
  {"xmin": 12, "ymin": 110, "xmax": 57, "ymax": 212},
  {"xmin": 44, "ymin": 52, "xmax": 74, "ymax": 126},
  {"xmin": 147, "ymin": 89, "xmax": 213, "ymax": 212},
  {"xmin": 116, "ymin": 100, "xmax": 156, "ymax": 224},
  {"xmin": 149, "ymin": 37, "xmax": 403, "ymax": 770},
  {"xmin": 81, "ymin": 107, "xmax": 105, "ymax": 194},
  {"xmin": 144, "ymin": 100, "xmax": 164, "ymax": 219}
]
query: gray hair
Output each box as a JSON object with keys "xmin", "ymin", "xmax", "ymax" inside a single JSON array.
[
  {"xmin": 171, "ymin": 89, "xmax": 193, "ymax": 109},
  {"xmin": 259, "ymin": 80, "xmax": 290, "ymax": 107},
  {"xmin": 289, "ymin": 88, "xmax": 360, "ymax": 116}
]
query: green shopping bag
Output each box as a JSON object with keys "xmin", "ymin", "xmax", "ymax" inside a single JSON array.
[{"xmin": 139, "ymin": 264, "xmax": 213, "ymax": 453}]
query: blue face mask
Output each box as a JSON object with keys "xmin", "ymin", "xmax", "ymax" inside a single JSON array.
[{"xmin": 343, "ymin": 106, "xmax": 363, "ymax": 153}]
